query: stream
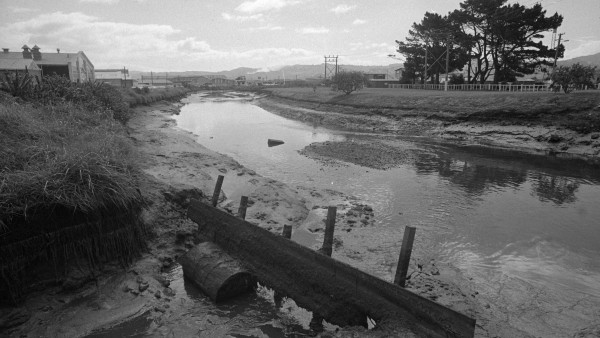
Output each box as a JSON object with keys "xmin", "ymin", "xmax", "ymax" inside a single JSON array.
[
  {"xmin": 172, "ymin": 92, "xmax": 600, "ymax": 337},
  {"xmin": 91, "ymin": 91, "xmax": 600, "ymax": 337}
]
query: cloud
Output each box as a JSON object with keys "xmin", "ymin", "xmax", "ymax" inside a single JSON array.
[
  {"xmin": 1, "ymin": 12, "xmax": 225, "ymax": 70},
  {"xmin": 249, "ymin": 24, "xmax": 284, "ymax": 31},
  {"xmin": 8, "ymin": 6, "xmax": 39, "ymax": 13},
  {"xmin": 330, "ymin": 4, "xmax": 356, "ymax": 14},
  {"xmin": 79, "ymin": 0, "xmax": 149, "ymax": 3},
  {"xmin": 564, "ymin": 39, "xmax": 600, "ymax": 59},
  {"xmin": 79, "ymin": 0, "xmax": 120, "ymax": 4},
  {"xmin": 0, "ymin": 11, "xmax": 319, "ymax": 71},
  {"xmin": 235, "ymin": 0, "xmax": 300, "ymax": 14},
  {"xmin": 297, "ymin": 27, "xmax": 329, "ymax": 34},
  {"xmin": 352, "ymin": 19, "xmax": 366, "ymax": 25},
  {"xmin": 222, "ymin": 12, "xmax": 264, "ymax": 22}
]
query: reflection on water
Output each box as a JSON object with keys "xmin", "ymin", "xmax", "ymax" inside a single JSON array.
[{"xmin": 173, "ymin": 92, "xmax": 600, "ymax": 336}]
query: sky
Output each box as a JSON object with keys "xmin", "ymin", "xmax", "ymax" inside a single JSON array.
[{"xmin": 1, "ymin": 0, "xmax": 599, "ymax": 72}]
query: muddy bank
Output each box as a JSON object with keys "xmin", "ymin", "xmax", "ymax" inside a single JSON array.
[
  {"xmin": 300, "ymin": 140, "xmax": 415, "ymax": 170},
  {"xmin": 256, "ymin": 91, "xmax": 600, "ymax": 163}
]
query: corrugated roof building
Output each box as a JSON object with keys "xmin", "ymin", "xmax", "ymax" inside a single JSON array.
[{"xmin": 0, "ymin": 45, "xmax": 94, "ymax": 82}]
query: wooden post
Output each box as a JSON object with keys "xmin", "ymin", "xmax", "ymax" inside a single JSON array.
[
  {"xmin": 320, "ymin": 206, "xmax": 337, "ymax": 257},
  {"xmin": 211, "ymin": 175, "xmax": 224, "ymax": 207},
  {"xmin": 238, "ymin": 196, "xmax": 248, "ymax": 220},
  {"xmin": 282, "ymin": 225, "xmax": 292, "ymax": 239},
  {"xmin": 394, "ymin": 226, "xmax": 416, "ymax": 287}
]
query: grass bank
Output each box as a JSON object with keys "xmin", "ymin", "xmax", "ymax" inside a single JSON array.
[
  {"xmin": 0, "ymin": 79, "xmax": 177, "ymax": 303},
  {"xmin": 265, "ymin": 87, "xmax": 600, "ymax": 133},
  {"xmin": 119, "ymin": 87, "xmax": 189, "ymax": 107}
]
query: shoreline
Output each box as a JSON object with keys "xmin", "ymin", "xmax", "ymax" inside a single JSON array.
[{"xmin": 256, "ymin": 89, "xmax": 600, "ymax": 165}]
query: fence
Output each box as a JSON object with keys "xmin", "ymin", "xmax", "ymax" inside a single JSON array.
[{"xmin": 388, "ymin": 83, "xmax": 599, "ymax": 92}]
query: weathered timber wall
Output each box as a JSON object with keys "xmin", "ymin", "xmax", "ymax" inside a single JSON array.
[{"xmin": 188, "ymin": 199, "xmax": 475, "ymax": 338}]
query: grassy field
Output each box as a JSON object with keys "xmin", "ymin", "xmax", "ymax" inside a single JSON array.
[{"xmin": 266, "ymin": 87, "xmax": 600, "ymax": 133}]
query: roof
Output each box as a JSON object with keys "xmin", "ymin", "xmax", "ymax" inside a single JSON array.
[
  {"xmin": 0, "ymin": 52, "xmax": 26, "ymax": 60},
  {"xmin": 33, "ymin": 52, "xmax": 80, "ymax": 65},
  {"xmin": 0, "ymin": 50, "xmax": 93, "ymax": 68},
  {"xmin": 0, "ymin": 58, "xmax": 41, "ymax": 71}
]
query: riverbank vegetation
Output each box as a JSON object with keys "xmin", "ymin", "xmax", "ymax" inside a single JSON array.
[
  {"xmin": 264, "ymin": 87, "xmax": 600, "ymax": 133},
  {"xmin": 395, "ymin": 0, "xmax": 564, "ymax": 84},
  {"xmin": 0, "ymin": 75, "xmax": 188, "ymax": 303}
]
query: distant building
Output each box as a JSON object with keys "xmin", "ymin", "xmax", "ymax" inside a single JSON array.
[
  {"xmin": 0, "ymin": 45, "xmax": 94, "ymax": 82},
  {"xmin": 95, "ymin": 68, "xmax": 133, "ymax": 88},
  {"xmin": 0, "ymin": 50, "xmax": 42, "ymax": 78},
  {"xmin": 364, "ymin": 73, "xmax": 398, "ymax": 88}
]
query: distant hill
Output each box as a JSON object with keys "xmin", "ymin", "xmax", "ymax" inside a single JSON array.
[
  {"xmin": 130, "ymin": 63, "xmax": 403, "ymax": 81},
  {"xmin": 558, "ymin": 52, "xmax": 600, "ymax": 67}
]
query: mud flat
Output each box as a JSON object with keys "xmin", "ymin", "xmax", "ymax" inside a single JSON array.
[{"xmin": 257, "ymin": 88, "xmax": 600, "ymax": 163}]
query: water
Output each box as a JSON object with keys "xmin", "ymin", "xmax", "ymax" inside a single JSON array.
[{"xmin": 170, "ymin": 92, "xmax": 600, "ymax": 336}]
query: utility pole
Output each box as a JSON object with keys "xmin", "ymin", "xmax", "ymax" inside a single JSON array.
[
  {"xmin": 423, "ymin": 46, "xmax": 428, "ymax": 85},
  {"xmin": 324, "ymin": 55, "xmax": 338, "ymax": 80},
  {"xmin": 553, "ymin": 33, "xmax": 565, "ymax": 70},
  {"xmin": 444, "ymin": 36, "xmax": 450, "ymax": 91}
]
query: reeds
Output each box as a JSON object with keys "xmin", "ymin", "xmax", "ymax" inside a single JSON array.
[{"xmin": 0, "ymin": 80, "xmax": 147, "ymax": 303}]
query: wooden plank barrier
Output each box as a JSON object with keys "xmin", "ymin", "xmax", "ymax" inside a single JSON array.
[{"xmin": 188, "ymin": 200, "xmax": 476, "ymax": 337}]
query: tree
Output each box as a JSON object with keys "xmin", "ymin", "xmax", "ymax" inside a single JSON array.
[
  {"xmin": 331, "ymin": 71, "xmax": 367, "ymax": 95},
  {"xmin": 550, "ymin": 63, "xmax": 597, "ymax": 93},
  {"xmin": 396, "ymin": 12, "xmax": 469, "ymax": 84},
  {"xmin": 449, "ymin": 0, "xmax": 563, "ymax": 83}
]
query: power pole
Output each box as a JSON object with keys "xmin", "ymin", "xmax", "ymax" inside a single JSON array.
[
  {"xmin": 553, "ymin": 33, "xmax": 565, "ymax": 70},
  {"xmin": 324, "ymin": 55, "xmax": 338, "ymax": 80},
  {"xmin": 423, "ymin": 46, "xmax": 428, "ymax": 85},
  {"xmin": 444, "ymin": 36, "xmax": 450, "ymax": 91}
]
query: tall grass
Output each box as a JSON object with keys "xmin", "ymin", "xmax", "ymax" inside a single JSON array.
[
  {"xmin": 119, "ymin": 86, "xmax": 189, "ymax": 107},
  {"xmin": 0, "ymin": 77, "xmax": 148, "ymax": 303}
]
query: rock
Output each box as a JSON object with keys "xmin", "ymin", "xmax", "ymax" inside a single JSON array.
[
  {"xmin": 548, "ymin": 134, "xmax": 562, "ymax": 143},
  {"xmin": 218, "ymin": 168, "xmax": 227, "ymax": 173},
  {"xmin": 139, "ymin": 281, "xmax": 149, "ymax": 292},
  {"xmin": 154, "ymin": 275, "xmax": 170, "ymax": 288},
  {"xmin": 155, "ymin": 290, "xmax": 162, "ymax": 299},
  {"xmin": 0, "ymin": 308, "xmax": 30, "ymax": 329},
  {"xmin": 154, "ymin": 305, "xmax": 166, "ymax": 313},
  {"xmin": 591, "ymin": 133, "xmax": 600, "ymax": 140},
  {"xmin": 163, "ymin": 287, "xmax": 176, "ymax": 297}
]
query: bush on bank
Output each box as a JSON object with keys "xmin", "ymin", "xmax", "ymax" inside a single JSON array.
[{"xmin": 0, "ymin": 76, "xmax": 151, "ymax": 303}]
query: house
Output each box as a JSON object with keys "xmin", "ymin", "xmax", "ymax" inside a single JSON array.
[
  {"xmin": 95, "ymin": 68, "xmax": 133, "ymax": 88},
  {"xmin": 0, "ymin": 45, "xmax": 94, "ymax": 82}
]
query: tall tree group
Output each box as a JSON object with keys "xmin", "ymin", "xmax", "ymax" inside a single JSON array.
[{"xmin": 395, "ymin": 0, "xmax": 563, "ymax": 84}]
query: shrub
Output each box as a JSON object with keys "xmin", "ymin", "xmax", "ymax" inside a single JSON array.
[
  {"xmin": 550, "ymin": 63, "xmax": 597, "ymax": 93},
  {"xmin": 331, "ymin": 71, "xmax": 368, "ymax": 95}
]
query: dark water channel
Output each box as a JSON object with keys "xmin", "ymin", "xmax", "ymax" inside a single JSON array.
[{"xmin": 171, "ymin": 92, "xmax": 600, "ymax": 336}]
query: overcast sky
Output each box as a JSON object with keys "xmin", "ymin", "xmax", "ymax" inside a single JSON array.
[{"xmin": 1, "ymin": 0, "xmax": 599, "ymax": 72}]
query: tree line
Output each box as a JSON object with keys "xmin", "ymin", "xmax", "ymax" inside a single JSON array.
[{"xmin": 395, "ymin": 0, "xmax": 565, "ymax": 84}]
